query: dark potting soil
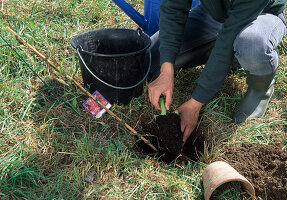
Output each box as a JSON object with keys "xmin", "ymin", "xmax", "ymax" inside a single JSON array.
[
  {"xmin": 137, "ymin": 113, "xmax": 206, "ymax": 162},
  {"xmin": 219, "ymin": 143, "xmax": 287, "ymax": 200},
  {"xmin": 156, "ymin": 113, "xmax": 183, "ymax": 155}
]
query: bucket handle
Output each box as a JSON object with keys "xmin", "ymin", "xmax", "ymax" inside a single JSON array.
[{"xmin": 76, "ymin": 47, "xmax": 151, "ymax": 90}]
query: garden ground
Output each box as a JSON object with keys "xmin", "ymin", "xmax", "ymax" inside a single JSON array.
[{"xmin": 0, "ymin": 0, "xmax": 286, "ymax": 199}]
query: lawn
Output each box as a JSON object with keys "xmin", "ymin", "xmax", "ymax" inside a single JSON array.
[{"xmin": 0, "ymin": 0, "xmax": 286, "ymax": 199}]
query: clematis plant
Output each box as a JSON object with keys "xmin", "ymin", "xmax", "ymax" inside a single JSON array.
[{"xmin": 159, "ymin": 97, "xmax": 167, "ymax": 116}]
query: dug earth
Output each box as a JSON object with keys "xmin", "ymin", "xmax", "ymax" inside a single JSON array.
[
  {"xmin": 139, "ymin": 113, "xmax": 287, "ymax": 199},
  {"xmin": 219, "ymin": 143, "xmax": 287, "ymax": 200},
  {"xmin": 139, "ymin": 113, "xmax": 206, "ymax": 162}
]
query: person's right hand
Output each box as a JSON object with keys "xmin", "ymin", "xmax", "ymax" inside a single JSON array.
[
  {"xmin": 177, "ymin": 98, "xmax": 203, "ymax": 145},
  {"xmin": 148, "ymin": 62, "xmax": 174, "ymax": 111}
]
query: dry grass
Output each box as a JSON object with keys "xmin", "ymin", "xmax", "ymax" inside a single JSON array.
[{"xmin": 0, "ymin": 0, "xmax": 286, "ymax": 199}]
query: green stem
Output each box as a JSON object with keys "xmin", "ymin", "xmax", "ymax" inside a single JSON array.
[{"xmin": 159, "ymin": 97, "xmax": 166, "ymax": 115}]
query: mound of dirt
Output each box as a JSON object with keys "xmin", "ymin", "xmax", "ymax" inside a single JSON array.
[
  {"xmin": 220, "ymin": 143, "xmax": 287, "ymax": 200},
  {"xmin": 138, "ymin": 113, "xmax": 206, "ymax": 162}
]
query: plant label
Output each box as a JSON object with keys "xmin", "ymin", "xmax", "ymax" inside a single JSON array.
[{"xmin": 83, "ymin": 90, "xmax": 112, "ymax": 118}]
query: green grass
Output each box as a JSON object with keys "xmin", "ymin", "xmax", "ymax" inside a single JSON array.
[
  {"xmin": 0, "ymin": 0, "xmax": 286, "ymax": 199},
  {"xmin": 283, "ymin": 139, "xmax": 287, "ymax": 150},
  {"xmin": 210, "ymin": 182, "xmax": 251, "ymax": 200}
]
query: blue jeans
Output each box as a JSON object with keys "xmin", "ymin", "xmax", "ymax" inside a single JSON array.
[
  {"xmin": 234, "ymin": 12, "xmax": 286, "ymax": 76},
  {"xmin": 149, "ymin": 4, "xmax": 287, "ymax": 80}
]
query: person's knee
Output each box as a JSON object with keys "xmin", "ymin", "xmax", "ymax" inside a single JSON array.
[
  {"xmin": 234, "ymin": 32, "xmax": 269, "ymax": 64},
  {"xmin": 233, "ymin": 31, "xmax": 277, "ymax": 74}
]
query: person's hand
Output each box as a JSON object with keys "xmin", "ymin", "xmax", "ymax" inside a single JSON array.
[
  {"xmin": 177, "ymin": 98, "xmax": 203, "ymax": 144},
  {"xmin": 148, "ymin": 62, "xmax": 174, "ymax": 111}
]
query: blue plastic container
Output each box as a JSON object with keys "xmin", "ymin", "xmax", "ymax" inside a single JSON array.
[{"xmin": 112, "ymin": 0, "xmax": 200, "ymax": 36}]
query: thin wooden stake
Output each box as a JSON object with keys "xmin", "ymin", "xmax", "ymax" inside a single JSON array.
[{"xmin": 7, "ymin": 26, "xmax": 158, "ymax": 152}]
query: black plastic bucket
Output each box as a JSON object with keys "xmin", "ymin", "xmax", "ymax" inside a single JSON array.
[{"xmin": 71, "ymin": 28, "xmax": 151, "ymax": 105}]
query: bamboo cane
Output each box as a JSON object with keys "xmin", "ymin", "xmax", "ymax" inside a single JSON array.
[{"xmin": 7, "ymin": 26, "xmax": 158, "ymax": 152}]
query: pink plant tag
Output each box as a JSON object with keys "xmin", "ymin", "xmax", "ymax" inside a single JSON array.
[{"xmin": 83, "ymin": 90, "xmax": 112, "ymax": 118}]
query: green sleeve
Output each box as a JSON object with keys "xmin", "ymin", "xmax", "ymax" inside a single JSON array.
[
  {"xmin": 159, "ymin": 0, "xmax": 193, "ymax": 65},
  {"xmin": 192, "ymin": 0, "xmax": 270, "ymax": 104}
]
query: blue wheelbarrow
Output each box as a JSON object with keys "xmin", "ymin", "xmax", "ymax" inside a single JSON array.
[{"xmin": 112, "ymin": 0, "xmax": 200, "ymax": 36}]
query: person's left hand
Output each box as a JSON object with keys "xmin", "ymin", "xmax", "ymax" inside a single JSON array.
[{"xmin": 177, "ymin": 98, "xmax": 204, "ymax": 144}]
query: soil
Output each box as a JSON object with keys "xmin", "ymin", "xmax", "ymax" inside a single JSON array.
[
  {"xmin": 138, "ymin": 114, "xmax": 287, "ymax": 199},
  {"xmin": 155, "ymin": 113, "xmax": 183, "ymax": 155},
  {"xmin": 137, "ymin": 113, "xmax": 206, "ymax": 162},
  {"xmin": 219, "ymin": 143, "xmax": 287, "ymax": 200}
]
